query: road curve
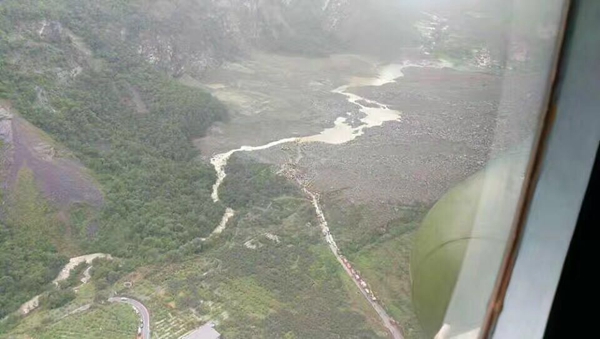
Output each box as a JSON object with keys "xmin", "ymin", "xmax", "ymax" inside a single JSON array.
[{"xmin": 109, "ymin": 297, "xmax": 150, "ymax": 339}]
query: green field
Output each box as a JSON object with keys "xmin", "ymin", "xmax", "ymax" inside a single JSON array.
[
  {"xmin": 4, "ymin": 283, "xmax": 135, "ymax": 339},
  {"xmin": 37, "ymin": 303, "xmax": 138, "ymax": 339}
]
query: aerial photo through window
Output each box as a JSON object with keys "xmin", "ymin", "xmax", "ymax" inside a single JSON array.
[{"xmin": 0, "ymin": 0, "xmax": 564, "ymax": 338}]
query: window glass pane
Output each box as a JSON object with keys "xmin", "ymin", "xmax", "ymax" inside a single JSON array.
[{"xmin": 412, "ymin": 1, "xmax": 565, "ymax": 338}]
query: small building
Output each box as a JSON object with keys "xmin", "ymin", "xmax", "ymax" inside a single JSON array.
[{"xmin": 180, "ymin": 322, "xmax": 221, "ymax": 339}]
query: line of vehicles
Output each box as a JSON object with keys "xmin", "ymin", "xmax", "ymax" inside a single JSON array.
[
  {"xmin": 340, "ymin": 255, "xmax": 378, "ymax": 302},
  {"xmin": 137, "ymin": 318, "xmax": 144, "ymax": 338},
  {"xmin": 281, "ymin": 162, "xmax": 380, "ymax": 305},
  {"xmin": 318, "ymin": 213, "xmax": 379, "ymax": 303},
  {"xmin": 122, "ymin": 297, "xmax": 145, "ymax": 339}
]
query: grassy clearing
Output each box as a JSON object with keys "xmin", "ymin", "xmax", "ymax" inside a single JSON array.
[
  {"xmin": 7, "ymin": 283, "xmax": 95, "ymax": 337},
  {"xmin": 6, "ymin": 282, "xmax": 137, "ymax": 339},
  {"xmin": 118, "ymin": 259, "xmax": 217, "ymax": 339},
  {"xmin": 219, "ymin": 277, "xmax": 281, "ymax": 320},
  {"xmin": 339, "ymin": 268, "xmax": 389, "ymax": 337},
  {"xmin": 37, "ymin": 303, "xmax": 138, "ymax": 339}
]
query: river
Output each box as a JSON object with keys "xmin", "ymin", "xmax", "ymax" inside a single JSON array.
[{"xmin": 208, "ymin": 59, "xmax": 452, "ymax": 338}]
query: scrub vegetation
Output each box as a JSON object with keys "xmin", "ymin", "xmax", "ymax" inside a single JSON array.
[{"xmin": 0, "ymin": 169, "xmax": 67, "ymax": 319}]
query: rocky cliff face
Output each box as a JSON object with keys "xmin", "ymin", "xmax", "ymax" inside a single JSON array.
[
  {"xmin": 131, "ymin": 0, "xmax": 420, "ymax": 76},
  {"xmin": 133, "ymin": 0, "xmax": 345, "ymax": 76},
  {"xmin": 5, "ymin": 1, "xmax": 420, "ymax": 79}
]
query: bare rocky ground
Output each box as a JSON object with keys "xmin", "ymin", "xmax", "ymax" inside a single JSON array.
[
  {"xmin": 303, "ymin": 67, "xmax": 544, "ymax": 207},
  {"xmin": 195, "ymin": 52, "xmax": 381, "ymax": 155},
  {"xmin": 196, "ymin": 52, "xmax": 546, "ymax": 229},
  {"xmin": 0, "ymin": 102, "xmax": 103, "ymax": 209}
]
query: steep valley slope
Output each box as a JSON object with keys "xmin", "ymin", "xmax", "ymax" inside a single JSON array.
[{"xmin": 0, "ymin": 0, "xmax": 561, "ymax": 338}]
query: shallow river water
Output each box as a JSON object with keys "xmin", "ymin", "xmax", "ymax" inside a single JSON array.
[{"xmin": 210, "ymin": 59, "xmax": 452, "ymax": 203}]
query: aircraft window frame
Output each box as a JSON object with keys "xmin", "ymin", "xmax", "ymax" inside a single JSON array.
[{"xmin": 483, "ymin": 0, "xmax": 600, "ymax": 337}]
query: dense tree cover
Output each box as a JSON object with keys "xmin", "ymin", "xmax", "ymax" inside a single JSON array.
[
  {"xmin": 0, "ymin": 169, "xmax": 67, "ymax": 318},
  {"xmin": 87, "ymin": 257, "xmax": 132, "ymax": 303},
  {"xmin": 0, "ymin": 0, "xmax": 228, "ymax": 320},
  {"xmin": 216, "ymin": 160, "xmax": 382, "ymax": 337},
  {"xmin": 90, "ymin": 258, "xmax": 129, "ymax": 286},
  {"xmin": 0, "ymin": 0, "xmax": 229, "ymax": 263},
  {"xmin": 121, "ymin": 160, "xmax": 386, "ymax": 338},
  {"xmin": 0, "ymin": 3, "xmax": 390, "ymax": 337},
  {"xmin": 221, "ymin": 155, "xmax": 301, "ymax": 209},
  {"xmin": 40, "ymin": 288, "xmax": 76, "ymax": 310}
]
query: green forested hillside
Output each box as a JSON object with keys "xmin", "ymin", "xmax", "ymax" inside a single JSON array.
[
  {"xmin": 0, "ymin": 0, "xmax": 228, "ymax": 257},
  {"xmin": 0, "ymin": 169, "xmax": 67, "ymax": 319},
  {"xmin": 220, "ymin": 155, "xmax": 301, "ymax": 209},
  {"xmin": 0, "ymin": 0, "xmax": 228, "ymax": 321}
]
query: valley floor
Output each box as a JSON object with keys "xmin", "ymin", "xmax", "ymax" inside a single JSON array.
[{"xmin": 3, "ymin": 49, "xmax": 541, "ymax": 339}]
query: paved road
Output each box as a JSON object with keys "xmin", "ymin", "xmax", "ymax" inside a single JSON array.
[
  {"xmin": 303, "ymin": 187, "xmax": 404, "ymax": 339},
  {"xmin": 333, "ymin": 251, "xmax": 404, "ymax": 339},
  {"xmin": 109, "ymin": 297, "xmax": 150, "ymax": 339}
]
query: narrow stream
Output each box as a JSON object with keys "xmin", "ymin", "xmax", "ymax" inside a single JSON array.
[{"xmin": 208, "ymin": 59, "xmax": 451, "ymax": 338}]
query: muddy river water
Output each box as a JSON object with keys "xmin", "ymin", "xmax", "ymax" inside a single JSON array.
[{"xmin": 210, "ymin": 59, "xmax": 453, "ymax": 203}]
